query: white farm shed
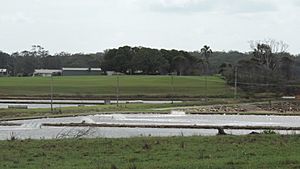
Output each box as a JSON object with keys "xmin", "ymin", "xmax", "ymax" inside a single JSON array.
[
  {"xmin": 0, "ymin": 69, "xmax": 7, "ymax": 76},
  {"xmin": 33, "ymin": 69, "xmax": 62, "ymax": 77}
]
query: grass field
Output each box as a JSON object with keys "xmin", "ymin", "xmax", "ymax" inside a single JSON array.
[
  {"xmin": 0, "ymin": 99, "xmax": 242, "ymax": 120},
  {"xmin": 0, "ymin": 103, "xmax": 170, "ymax": 120},
  {"xmin": 0, "ymin": 75, "xmax": 233, "ymax": 98},
  {"xmin": 1, "ymin": 135, "xmax": 299, "ymax": 169},
  {"xmin": 2, "ymin": 101, "xmax": 299, "ymax": 121}
]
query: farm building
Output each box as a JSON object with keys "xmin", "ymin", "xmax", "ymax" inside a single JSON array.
[
  {"xmin": 0, "ymin": 69, "xmax": 7, "ymax": 76},
  {"xmin": 106, "ymin": 71, "xmax": 118, "ymax": 76},
  {"xmin": 62, "ymin": 68, "xmax": 102, "ymax": 76},
  {"xmin": 33, "ymin": 69, "xmax": 62, "ymax": 77}
]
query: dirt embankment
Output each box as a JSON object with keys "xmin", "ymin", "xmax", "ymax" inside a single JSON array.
[
  {"xmin": 255, "ymin": 101, "xmax": 300, "ymax": 113},
  {"xmin": 185, "ymin": 101, "xmax": 300, "ymax": 114}
]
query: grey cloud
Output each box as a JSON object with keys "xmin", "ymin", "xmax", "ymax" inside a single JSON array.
[
  {"xmin": 147, "ymin": 0, "xmax": 214, "ymax": 13},
  {"xmin": 293, "ymin": 0, "xmax": 300, "ymax": 6},
  {"xmin": 1, "ymin": 0, "xmax": 299, "ymax": 54},
  {"xmin": 225, "ymin": 0, "xmax": 278, "ymax": 14},
  {"xmin": 0, "ymin": 13, "xmax": 34, "ymax": 24},
  {"xmin": 144, "ymin": 0, "xmax": 278, "ymax": 14}
]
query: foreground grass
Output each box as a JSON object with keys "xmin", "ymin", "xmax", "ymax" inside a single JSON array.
[
  {"xmin": 1, "ymin": 135, "xmax": 299, "ymax": 169},
  {"xmin": 0, "ymin": 75, "xmax": 233, "ymax": 98}
]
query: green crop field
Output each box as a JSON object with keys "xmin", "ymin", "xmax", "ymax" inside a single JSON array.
[
  {"xmin": 0, "ymin": 75, "xmax": 233, "ymax": 98},
  {"xmin": 1, "ymin": 135, "xmax": 299, "ymax": 169}
]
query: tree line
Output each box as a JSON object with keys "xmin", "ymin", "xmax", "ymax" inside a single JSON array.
[
  {"xmin": 0, "ymin": 42, "xmax": 299, "ymax": 82},
  {"xmin": 101, "ymin": 46, "xmax": 203, "ymax": 75},
  {"xmin": 0, "ymin": 45, "xmax": 103, "ymax": 76},
  {"xmin": 0, "ymin": 45, "xmax": 213, "ymax": 76}
]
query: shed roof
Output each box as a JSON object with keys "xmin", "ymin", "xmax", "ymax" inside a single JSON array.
[
  {"xmin": 62, "ymin": 68, "xmax": 102, "ymax": 71},
  {"xmin": 34, "ymin": 69, "xmax": 62, "ymax": 74}
]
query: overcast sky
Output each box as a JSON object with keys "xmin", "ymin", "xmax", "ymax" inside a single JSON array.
[{"xmin": 0, "ymin": 0, "xmax": 300, "ymax": 54}]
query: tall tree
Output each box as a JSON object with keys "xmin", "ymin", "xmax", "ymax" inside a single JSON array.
[
  {"xmin": 201, "ymin": 45, "xmax": 213, "ymax": 75},
  {"xmin": 250, "ymin": 39, "xmax": 288, "ymax": 71}
]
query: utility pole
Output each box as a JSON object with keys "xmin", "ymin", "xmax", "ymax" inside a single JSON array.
[
  {"xmin": 204, "ymin": 64, "xmax": 208, "ymax": 102},
  {"xmin": 205, "ymin": 75, "xmax": 207, "ymax": 101},
  {"xmin": 116, "ymin": 74, "xmax": 120, "ymax": 107},
  {"xmin": 234, "ymin": 66, "xmax": 238, "ymax": 99},
  {"xmin": 170, "ymin": 73, "xmax": 174, "ymax": 104},
  {"xmin": 50, "ymin": 74, "xmax": 54, "ymax": 113}
]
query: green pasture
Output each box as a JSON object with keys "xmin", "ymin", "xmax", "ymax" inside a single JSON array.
[{"xmin": 0, "ymin": 75, "xmax": 233, "ymax": 98}]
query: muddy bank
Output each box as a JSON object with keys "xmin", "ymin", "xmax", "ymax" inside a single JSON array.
[{"xmin": 43, "ymin": 123, "xmax": 300, "ymax": 131}]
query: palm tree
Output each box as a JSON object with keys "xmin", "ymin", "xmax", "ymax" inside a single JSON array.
[
  {"xmin": 201, "ymin": 45, "xmax": 213, "ymax": 74},
  {"xmin": 200, "ymin": 45, "xmax": 213, "ymax": 101}
]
